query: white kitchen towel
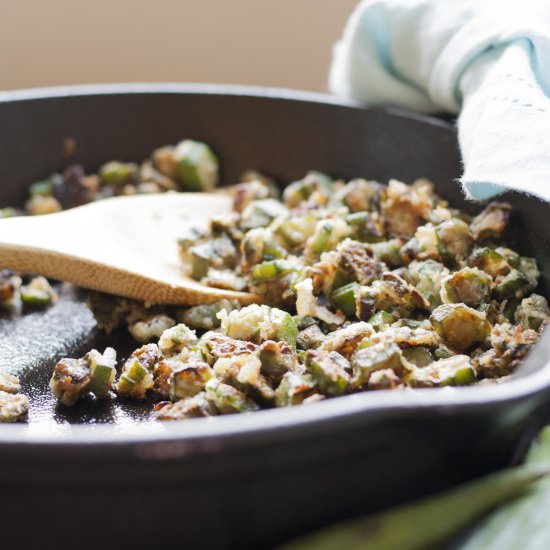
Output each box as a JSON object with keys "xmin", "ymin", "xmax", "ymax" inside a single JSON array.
[{"xmin": 329, "ymin": 0, "xmax": 550, "ymax": 202}]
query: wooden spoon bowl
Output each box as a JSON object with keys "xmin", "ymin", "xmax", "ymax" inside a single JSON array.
[{"xmin": 0, "ymin": 192, "xmax": 260, "ymax": 305}]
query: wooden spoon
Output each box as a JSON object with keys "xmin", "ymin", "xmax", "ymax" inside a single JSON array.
[{"xmin": 0, "ymin": 193, "xmax": 261, "ymax": 306}]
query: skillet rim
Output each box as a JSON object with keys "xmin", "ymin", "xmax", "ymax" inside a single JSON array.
[{"xmin": 0, "ymin": 82, "xmax": 549, "ymax": 447}]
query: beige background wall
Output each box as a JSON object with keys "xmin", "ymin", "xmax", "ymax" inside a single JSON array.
[{"xmin": 0, "ymin": 0, "xmax": 358, "ymax": 92}]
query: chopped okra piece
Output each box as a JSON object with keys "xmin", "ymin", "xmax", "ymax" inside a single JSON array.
[
  {"xmin": 495, "ymin": 247, "xmax": 520, "ymax": 268},
  {"xmin": 407, "ymin": 355, "xmax": 476, "ymax": 387},
  {"xmin": 319, "ymin": 322, "xmax": 374, "ymax": 359},
  {"xmin": 282, "ymin": 171, "xmax": 333, "ymax": 208},
  {"xmin": 241, "ymin": 198, "xmax": 288, "ymax": 230},
  {"xmin": 115, "ymin": 343, "xmax": 160, "ymax": 399},
  {"xmin": 493, "ymin": 269, "xmax": 533, "ymax": 300},
  {"xmin": 99, "ymin": 161, "xmax": 138, "ymax": 187},
  {"xmin": 332, "ymin": 178, "xmax": 382, "ymax": 212},
  {"xmin": 306, "ymin": 350, "xmax": 351, "ymax": 396},
  {"xmin": 49, "ymin": 358, "xmax": 91, "ymax": 406},
  {"xmin": 214, "ymin": 351, "xmax": 272, "ymax": 399},
  {"xmin": 274, "ymin": 372, "xmax": 318, "ymax": 407},
  {"xmin": 155, "ymin": 392, "xmax": 216, "ymax": 421},
  {"xmin": 346, "ymin": 211, "xmax": 385, "ymax": 242},
  {"xmin": 407, "ymin": 259, "xmax": 450, "ymax": 309},
  {"xmin": 296, "ymin": 324, "xmax": 325, "ymax": 350},
  {"xmin": 152, "ymin": 359, "xmax": 178, "ymax": 399},
  {"xmin": 469, "ymin": 202, "xmax": 511, "ymax": 241},
  {"xmin": 381, "ymin": 179, "xmax": 432, "ymax": 239},
  {"xmin": 434, "ymin": 345, "xmax": 454, "ymax": 360},
  {"xmin": 205, "ymin": 378, "xmax": 260, "ymax": 414},
  {"xmin": 351, "ymin": 335, "xmax": 404, "ymax": 388},
  {"xmin": 180, "ymin": 300, "xmax": 238, "ymax": 330},
  {"xmin": 218, "ymin": 304, "xmax": 295, "ymax": 345},
  {"xmin": 306, "ymin": 219, "xmax": 352, "ymax": 258},
  {"xmin": 335, "ymin": 239, "xmax": 384, "ymax": 286},
  {"xmin": 25, "ymin": 195, "xmax": 62, "ymax": 215},
  {"xmin": 518, "ymin": 256, "xmax": 540, "ymax": 286},
  {"xmin": 402, "ymin": 346, "xmax": 434, "ymax": 367},
  {"xmin": 259, "ymin": 340, "xmax": 295, "ymax": 384},
  {"xmin": 0, "ymin": 391, "xmax": 29, "ymax": 422},
  {"xmin": 251, "ymin": 259, "xmax": 295, "ymax": 282},
  {"xmin": 158, "ymin": 323, "xmax": 198, "ymax": 357},
  {"xmin": 0, "ymin": 372, "xmax": 21, "ymax": 394},
  {"xmin": 173, "ymin": 139, "xmax": 219, "ymax": 191},
  {"xmin": 440, "ymin": 267, "xmax": 491, "ymax": 306},
  {"xmin": 20, "ymin": 276, "xmax": 58, "ymax": 309},
  {"xmin": 356, "ymin": 272, "xmax": 429, "ymax": 321},
  {"xmin": 435, "ymin": 219, "xmax": 473, "ymax": 261},
  {"xmin": 368, "ymin": 369, "xmax": 401, "ymax": 390},
  {"xmin": 86, "ymin": 347, "xmax": 117, "ymax": 398},
  {"xmin": 128, "ymin": 314, "xmax": 176, "ymax": 344},
  {"xmin": 370, "ymin": 239, "xmax": 404, "ymax": 268},
  {"xmin": 276, "ymin": 313, "xmax": 298, "ymax": 350},
  {"xmin": 469, "ymin": 247, "xmax": 511, "ymax": 278},
  {"xmin": 474, "ymin": 323, "xmax": 538, "ymax": 378},
  {"xmin": 431, "ymin": 304, "xmax": 490, "ymax": 352},
  {"xmin": 368, "ymin": 310, "xmax": 394, "ymax": 331},
  {"xmin": 274, "ymin": 216, "xmax": 316, "ymax": 248},
  {"xmin": 515, "ymin": 294, "xmax": 550, "ymax": 331},
  {"xmin": 331, "ymin": 282, "xmax": 359, "ymax": 316},
  {"xmin": 29, "ymin": 178, "xmax": 54, "ymax": 197},
  {"xmin": 170, "ymin": 361, "xmax": 213, "ymax": 401}
]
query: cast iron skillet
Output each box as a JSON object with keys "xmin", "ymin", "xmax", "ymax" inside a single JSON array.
[{"xmin": 1, "ymin": 84, "xmax": 550, "ymax": 549}]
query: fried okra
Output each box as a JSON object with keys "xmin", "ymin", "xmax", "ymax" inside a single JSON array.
[
  {"xmin": 0, "ymin": 373, "xmax": 28, "ymax": 423},
  {"xmin": 39, "ymin": 147, "xmax": 545, "ymax": 422}
]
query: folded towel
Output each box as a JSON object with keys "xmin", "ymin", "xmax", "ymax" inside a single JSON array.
[{"xmin": 329, "ymin": 0, "xmax": 550, "ymax": 202}]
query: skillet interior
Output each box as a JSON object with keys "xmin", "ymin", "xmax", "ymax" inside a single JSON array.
[{"xmin": 1, "ymin": 85, "xmax": 550, "ymax": 549}]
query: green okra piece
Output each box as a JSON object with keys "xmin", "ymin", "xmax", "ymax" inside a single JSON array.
[
  {"xmin": 205, "ymin": 378, "xmax": 259, "ymax": 414},
  {"xmin": 0, "ymin": 391, "xmax": 29, "ymax": 423},
  {"xmin": 469, "ymin": 247, "xmax": 510, "ymax": 278},
  {"xmin": 279, "ymin": 463, "xmax": 549, "ymax": 550},
  {"xmin": 276, "ymin": 313, "xmax": 298, "ymax": 351},
  {"xmin": 310, "ymin": 222, "xmax": 333, "ymax": 255},
  {"xmin": 190, "ymin": 243, "xmax": 215, "ymax": 280},
  {"xmin": 170, "ymin": 361, "xmax": 213, "ymax": 401},
  {"xmin": 351, "ymin": 338, "xmax": 403, "ymax": 388},
  {"xmin": 99, "ymin": 161, "xmax": 138, "ymax": 187},
  {"xmin": 274, "ymin": 372, "xmax": 318, "ymax": 407},
  {"xmin": 29, "ymin": 178, "xmax": 54, "ymax": 197},
  {"xmin": 406, "ymin": 355, "xmax": 476, "ymax": 388},
  {"xmin": 493, "ymin": 269, "xmax": 532, "ymax": 300},
  {"xmin": 252, "ymin": 260, "xmax": 294, "ymax": 282},
  {"xmin": 370, "ymin": 239, "xmax": 403, "ymax": 268},
  {"xmin": 20, "ymin": 287, "xmax": 52, "ymax": 308},
  {"xmin": 331, "ymin": 282, "xmax": 359, "ymax": 316},
  {"xmin": 440, "ymin": 267, "xmax": 491, "ymax": 306},
  {"xmin": 306, "ymin": 350, "xmax": 350, "ymax": 396},
  {"xmin": 174, "ymin": 139, "xmax": 219, "ymax": 191},
  {"xmin": 259, "ymin": 340, "xmax": 294, "ymax": 384},
  {"xmin": 87, "ymin": 347, "xmax": 117, "ymax": 398},
  {"xmin": 296, "ymin": 324, "xmax": 325, "ymax": 350},
  {"xmin": 430, "ymin": 304, "xmax": 490, "ymax": 352},
  {"xmin": 402, "ymin": 346, "xmax": 433, "ymax": 367},
  {"xmin": 515, "ymin": 294, "xmax": 550, "ymax": 331},
  {"xmin": 275, "ymin": 218, "xmax": 309, "ymax": 248},
  {"xmin": 368, "ymin": 311, "xmax": 394, "ymax": 332}
]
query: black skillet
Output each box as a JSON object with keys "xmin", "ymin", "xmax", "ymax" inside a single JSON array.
[{"xmin": 1, "ymin": 84, "xmax": 550, "ymax": 550}]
